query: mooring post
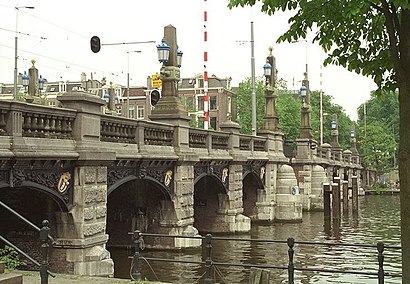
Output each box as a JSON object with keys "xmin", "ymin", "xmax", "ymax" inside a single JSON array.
[
  {"xmin": 377, "ymin": 242, "xmax": 385, "ymax": 284},
  {"xmin": 352, "ymin": 175, "xmax": 359, "ymax": 212},
  {"xmin": 39, "ymin": 220, "xmax": 50, "ymax": 284},
  {"xmin": 287, "ymin": 237, "xmax": 295, "ymax": 284},
  {"xmin": 204, "ymin": 234, "xmax": 213, "ymax": 284},
  {"xmin": 323, "ymin": 183, "xmax": 331, "ymax": 218},
  {"xmin": 331, "ymin": 181, "xmax": 341, "ymax": 218},
  {"xmin": 342, "ymin": 180, "xmax": 349, "ymax": 213}
]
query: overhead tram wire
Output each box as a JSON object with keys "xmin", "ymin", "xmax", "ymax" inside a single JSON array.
[
  {"xmin": 0, "ymin": 6, "xmax": 151, "ymax": 83},
  {"xmin": 0, "ymin": 43, "xmax": 122, "ymax": 78}
]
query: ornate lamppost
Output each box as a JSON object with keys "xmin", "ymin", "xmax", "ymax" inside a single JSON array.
[
  {"xmin": 150, "ymin": 25, "xmax": 188, "ymax": 125},
  {"xmin": 330, "ymin": 114, "xmax": 340, "ymax": 148},
  {"xmin": 350, "ymin": 125, "xmax": 358, "ymax": 155},
  {"xmin": 299, "ymin": 72, "xmax": 313, "ymax": 140},
  {"xmin": 260, "ymin": 47, "xmax": 280, "ymax": 132}
]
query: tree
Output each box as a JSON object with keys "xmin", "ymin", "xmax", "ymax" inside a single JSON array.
[
  {"xmin": 360, "ymin": 122, "xmax": 398, "ymax": 175},
  {"xmin": 228, "ymin": 0, "xmax": 409, "ymax": 280},
  {"xmin": 309, "ymin": 90, "xmax": 353, "ymax": 149},
  {"xmin": 277, "ymin": 91, "xmax": 301, "ymax": 142},
  {"xmin": 357, "ymin": 90, "xmax": 400, "ymax": 144},
  {"xmin": 236, "ymin": 77, "xmax": 266, "ymax": 134},
  {"xmin": 236, "ymin": 78, "xmax": 353, "ymax": 148}
]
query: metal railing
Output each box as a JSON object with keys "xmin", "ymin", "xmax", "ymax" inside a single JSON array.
[
  {"xmin": 128, "ymin": 231, "xmax": 402, "ymax": 284},
  {"xmin": 0, "ymin": 200, "xmax": 55, "ymax": 284}
]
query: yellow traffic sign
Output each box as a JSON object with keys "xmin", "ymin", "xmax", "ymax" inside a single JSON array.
[{"xmin": 152, "ymin": 74, "xmax": 162, "ymax": 89}]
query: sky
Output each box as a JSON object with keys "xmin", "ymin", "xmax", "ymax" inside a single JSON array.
[{"xmin": 0, "ymin": 0, "xmax": 377, "ymax": 121}]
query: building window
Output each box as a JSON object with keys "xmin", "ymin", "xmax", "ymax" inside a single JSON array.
[
  {"xmin": 210, "ymin": 96, "xmax": 217, "ymax": 110},
  {"xmin": 197, "ymin": 96, "xmax": 204, "ymax": 111},
  {"xmin": 210, "ymin": 116, "xmax": 217, "ymax": 130},
  {"xmin": 129, "ymin": 106, "xmax": 135, "ymax": 118},
  {"xmin": 136, "ymin": 105, "xmax": 145, "ymax": 119}
]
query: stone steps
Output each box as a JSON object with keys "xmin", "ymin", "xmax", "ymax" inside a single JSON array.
[{"xmin": 0, "ymin": 262, "xmax": 23, "ymax": 284}]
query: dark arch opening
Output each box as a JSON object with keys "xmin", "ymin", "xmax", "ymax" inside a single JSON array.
[
  {"xmin": 0, "ymin": 186, "xmax": 66, "ymax": 271},
  {"xmin": 194, "ymin": 175, "xmax": 227, "ymax": 234},
  {"xmin": 242, "ymin": 172, "xmax": 263, "ymax": 220}
]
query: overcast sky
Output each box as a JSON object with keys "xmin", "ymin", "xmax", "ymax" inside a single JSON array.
[{"xmin": 0, "ymin": 0, "xmax": 377, "ymax": 120}]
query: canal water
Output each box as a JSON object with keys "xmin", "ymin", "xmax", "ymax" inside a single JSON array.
[{"xmin": 110, "ymin": 195, "xmax": 402, "ymax": 283}]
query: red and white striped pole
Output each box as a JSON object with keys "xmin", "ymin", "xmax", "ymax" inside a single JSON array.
[{"xmin": 203, "ymin": 0, "xmax": 209, "ymax": 130}]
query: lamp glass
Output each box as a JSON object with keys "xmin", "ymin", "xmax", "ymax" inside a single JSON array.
[
  {"xmin": 157, "ymin": 39, "xmax": 170, "ymax": 63},
  {"xmin": 350, "ymin": 130, "xmax": 355, "ymax": 138},
  {"xmin": 22, "ymin": 71, "xmax": 29, "ymax": 87},
  {"xmin": 263, "ymin": 62, "xmax": 272, "ymax": 77},
  {"xmin": 39, "ymin": 75, "xmax": 45, "ymax": 90},
  {"xmin": 300, "ymin": 85, "xmax": 307, "ymax": 98},
  {"xmin": 177, "ymin": 49, "xmax": 183, "ymax": 67},
  {"xmin": 331, "ymin": 120, "xmax": 337, "ymax": 129}
]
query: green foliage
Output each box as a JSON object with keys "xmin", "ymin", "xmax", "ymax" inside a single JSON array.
[
  {"xmin": 181, "ymin": 96, "xmax": 200, "ymax": 128},
  {"xmin": 355, "ymin": 90, "xmax": 399, "ymax": 174},
  {"xmin": 228, "ymin": 0, "xmax": 398, "ymax": 93},
  {"xmin": 236, "ymin": 77, "xmax": 266, "ymax": 134},
  {"xmin": 309, "ymin": 90, "xmax": 353, "ymax": 149},
  {"xmin": 368, "ymin": 182, "xmax": 389, "ymax": 193},
  {"xmin": 276, "ymin": 91, "xmax": 300, "ymax": 142},
  {"xmin": 0, "ymin": 246, "xmax": 20, "ymax": 271},
  {"xmin": 357, "ymin": 90, "xmax": 399, "ymax": 143},
  {"xmin": 358, "ymin": 121, "xmax": 397, "ymax": 174},
  {"xmin": 236, "ymin": 77, "xmax": 354, "ymax": 148}
]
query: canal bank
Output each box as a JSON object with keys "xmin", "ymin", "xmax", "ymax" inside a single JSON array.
[{"xmin": 18, "ymin": 271, "xmax": 170, "ymax": 283}]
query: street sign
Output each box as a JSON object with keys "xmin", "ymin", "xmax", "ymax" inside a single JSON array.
[{"xmin": 152, "ymin": 74, "xmax": 162, "ymax": 89}]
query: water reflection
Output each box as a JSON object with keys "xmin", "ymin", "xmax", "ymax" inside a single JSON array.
[{"xmin": 110, "ymin": 195, "xmax": 401, "ymax": 283}]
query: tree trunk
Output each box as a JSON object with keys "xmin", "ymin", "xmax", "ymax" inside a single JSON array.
[{"xmin": 398, "ymin": 80, "xmax": 410, "ymax": 283}]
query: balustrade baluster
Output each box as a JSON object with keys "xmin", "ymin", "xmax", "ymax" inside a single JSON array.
[{"xmin": 31, "ymin": 114, "xmax": 39, "ymax": 135}]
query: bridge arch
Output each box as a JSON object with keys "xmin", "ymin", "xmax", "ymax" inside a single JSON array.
[
  {"xmin": 106, "ymin": 175, "xmax": 176, "ymax": 252},
  {"xmin": 1, "ymin": 181, "xmax": 70, "ymax": 213},
  {"xmin": 194, "ymin": 174, "xmax": 228, "ymax": 234},
  {"xmin": 242, "ymin": 171, "xmax": 265, "ymax": 220}
]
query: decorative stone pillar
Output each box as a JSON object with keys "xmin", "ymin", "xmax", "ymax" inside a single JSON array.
[
  {"xmin": 261, "ymin": 47, "xmax": 280, "ymax": 132},
  {"xmin": 25, "ymin": 59, "xmax": 41, "ymax": 103},
  {"xmin": 150, "ymin": 25, "xmax": 190, "ymax": 127},
  {"xmin": 258, "ymin": 48, "xmax": 287, "ymax": 157}
]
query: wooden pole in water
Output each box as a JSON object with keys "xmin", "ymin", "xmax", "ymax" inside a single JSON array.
[
  {"xmin": 332, "ymin": 179, "xmax": 341, "ymax": 218},
  {"xmin": 352, "ymin": 176, "xmax": 359, "ymax": 212}
]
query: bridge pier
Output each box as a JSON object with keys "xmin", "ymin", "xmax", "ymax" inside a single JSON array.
[
  {"xmin": 275, "ymin": 165, "xmax": 302, "ymax": 222},
  {"xmin": 51, "ymin": 165, "xmax": 114, "ymax": 276}
]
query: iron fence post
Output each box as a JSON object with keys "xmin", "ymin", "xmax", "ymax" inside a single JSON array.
[
  {"xmin": 131, "ymin": 230, "xmax": 141, "ymax": 281},
  {"xmin": 204, "ymin": 234, "xmax": 213, "ymax": 284},
  {"xmin": 39, "ymin": 220, "xmax": 49, "ymax": 284},
  {"xmin": 377, "ymin": 242, "xmax": 385, "ymax": 284},
  {"xmin": 287, "ymin": 237, "xmax": 295, "ymax": 284}
]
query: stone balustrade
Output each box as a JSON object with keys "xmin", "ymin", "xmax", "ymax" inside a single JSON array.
[{"xmin": 0, "ymin": 97, "xmax": 361, "ymax": 168}]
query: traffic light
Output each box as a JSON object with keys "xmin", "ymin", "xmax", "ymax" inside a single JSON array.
[
  {"xmin": 150, "ymin": 89, "xmax": 161, "ymax": 107},
  {"xmin": 90, "ymin": 36, "xmax": 101, "ymax": 53}
]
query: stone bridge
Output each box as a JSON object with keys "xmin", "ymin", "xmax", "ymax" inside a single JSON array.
[
  {"xmin": 0, "ymin": 25, "xmax": 363, "ymax": 277},
  {"xmin": 0, "ymin": 93, "xmax": 362, "ymax": 276}
]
